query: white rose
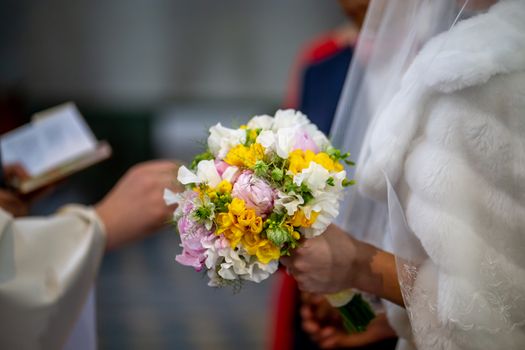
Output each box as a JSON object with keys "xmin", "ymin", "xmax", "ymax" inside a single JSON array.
[
  {"xmin": 208, "ymin": 123, "xmax": 246, "ymax": 159},
  {"xmin": 247, "ymin": 115, "xmax": 274, "ymax": 130},
  {"xmin": 272, "ymin": 109, "xmax": 309, "ymax": 130}
]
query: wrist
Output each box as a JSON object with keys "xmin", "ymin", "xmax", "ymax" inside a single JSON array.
[
  {"xmin": 348, "ymin": 239, "xmax": 404, "ymax": 306},
  {"xmin": 94, "ymin": 201, "xmax": 119, "ymax": 250},
  {"xmin": 348, "ymin": 239, "xmax": 379, "ymax": 292}
]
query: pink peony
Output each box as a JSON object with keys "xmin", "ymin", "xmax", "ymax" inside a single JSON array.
[
  {"xmin": 176, "ymin": 210, "xmax": 212, "ymax": 271},
  {"xmin": 179, "ymin": 191, "xmax": 198, "ymax": 215},
  {"xmin": 293, "ymin": 129, "xmax": 319, "ymax": 153},
  {"xmin": 232, "ymin": 171, "xmax": 275, "ymax": 217}
]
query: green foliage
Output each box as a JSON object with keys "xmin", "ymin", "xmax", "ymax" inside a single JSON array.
[
  {"xmin": 254, "ymin": 160, "xmax": 270, "ymax": 178},
  {"xmin": 326, "ymin": 146, "xmax": 355, "ymax": 167},
  {"xmin": 243, "ymin": 128, "xmax": 262, "ymax": 146},
  {"xmin": 342, "ymin": 179, "xmax": 356, "ymax": 187},
  {"xmin": 271, "ymin": 168, "xmax": 284, "ymax": 181},
  {"xmin": 191, "ymin": 150, "xmax": 214, "ymax": 169},
  {"xmin": 282, "ymin": 175, "xmax": 313, "ymax": 203},
  {"xmin": 214, "ymin": 193, "xmax": 232, "ymax": 213},
  {"xmin": 194, "ymin": 205, "xmax": 213, "ymax": 221}
]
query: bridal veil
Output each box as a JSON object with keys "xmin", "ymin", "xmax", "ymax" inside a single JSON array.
[{"xmin": 331, "ymin": 0, "xmax": 525, "ymax": 349}]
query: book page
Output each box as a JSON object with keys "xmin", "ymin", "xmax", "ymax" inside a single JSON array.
[{"xmin": 1, "ymin": 103, "xmax": 97, "ymax": 177}]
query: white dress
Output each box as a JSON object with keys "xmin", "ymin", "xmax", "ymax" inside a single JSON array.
[
  {"xmin": 357, "ymin": 1, "xmax": 525, "ymax": 349},
  {"xmin": 0, "ymin": 205, "xmax": 105, "ymax": 349}
]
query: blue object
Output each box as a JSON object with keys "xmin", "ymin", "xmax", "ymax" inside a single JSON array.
[{"xmin": 299, "ymin": 46, "xmax": 353, "ymax": 135}]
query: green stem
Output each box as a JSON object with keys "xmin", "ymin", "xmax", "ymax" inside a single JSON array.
[{"xmin": 336, "ymin": 294, "xmax": 375, "ymax": 334}]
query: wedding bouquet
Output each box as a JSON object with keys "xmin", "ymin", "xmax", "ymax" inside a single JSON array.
[{"xmin": 164, "ymin": 109, "xmax": 374, "ymax": 332}]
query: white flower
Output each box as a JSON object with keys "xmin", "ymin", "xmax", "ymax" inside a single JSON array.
[
  {"xmin": 177, "ymin": 160, "xmax": 222, "ymax": 188},
  {"xmin": 202, "ymin": 236, "xmax": 222, "ymax": 269},
  {"xmin": 207, "ymin": 269, "xmax": 222, "ymax": 287},
  {"xmin": 177, "ymin": 165, "xmax": 200, "ymax": 185},
  {"xmin": 272, "ymin": 109, "xmax": 309, "ymax": 130},
  {"xmin": 219, "ymin": 248, "xmax": 247, "ymax": 280},
  {"xmin": 201, "ymin": 237, "xmax": 277, "ymax": 284},
  {"xmin": 291, "ymin": 165, "xmax": 348, "ymax": 237},
  {"xmin": 243, "ymin": 258, "xmax": 278, "ymax": 283},
  {"xmin": 302, "ymin": 192, "xmax": 342, "ymax": 238},
  {"xmin": 274, "ymin": 190, "xmax": 304, "ymax": 216},
  {"xmin": 163, "ymin": 188, "xmax": 180, "ymax": 206},
  {"xmin": 221, "ymin": 165, "xmax": 240, "ymax": 183},
  {"xmin": 304, "ymin": 124, "xmax": 330, "ymax": 151},
  {"xmin": 208, "ymin": 123, "xmax": 246, "ymax": 159},
  {"xmin": 293, "ymin": 162, "xmax": 331, "ymax": 193},
  {"xmin": 275, "ymin": 127, "xmax": 298, "ymax": 158},
  {"xmin": 247, "ymin": 115, "xmax": 274, "ymax": 130},
  {"xmin": 195, "ymin": 160, "xmax": 221, "ymax": 187},
  {"xmin": 256, "ymin": 130, "xmax": 276, "ymax": 151}
]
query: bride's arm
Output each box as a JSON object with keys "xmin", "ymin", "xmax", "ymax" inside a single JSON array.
[{"xmin": 281, "ymin": 224, "xmax": 404, "ymax": 307}]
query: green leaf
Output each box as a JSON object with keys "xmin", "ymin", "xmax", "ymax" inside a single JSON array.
[
  {"xmin": 191, "ymin": 150, "xmax": 214, "ymax": 169},
  {"xmin": 342, "ymin": 179, "xmax": 356, "ymax": 187}
]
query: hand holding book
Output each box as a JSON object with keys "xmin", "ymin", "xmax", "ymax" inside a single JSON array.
[{"xmin": 0, "ymin": 103, "xmax": 111, "ymax": 194}]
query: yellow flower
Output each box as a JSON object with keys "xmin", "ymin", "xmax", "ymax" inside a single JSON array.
[
  {"xmin": 289, "ymin": 210, "xmax": 319, "ymax": 228},
  {"xmin": 224, "ymin": 144, "xmax": 248, "ymax": 167},
  {"xmin": 223, "ymin": 225, "xmax": 245, "ymax": 248},
  {"xmin": 238, "ymin": 209, "xmax": 256, "ymax": 227},
  {"xmin": 250, "ymin": 216, "xmax": 263, "ymax": 234},
  {"xmin": 245, "ymin": 143, "xmax": 265, "ymax": 168},
  {"xmin": 256, "ymin": 240, "xmax": 281, "ymax": 264},
  {"xmin": 288, "ymin": 149, "xmax": 307, "ymax": 174},
  {"xmin": 215, "ymin": 212, "xmax": 236, "ymax": 235},
  {"xmin": 207, "ymin": 190, "xmax": 218, "ymax": 201},
  {"xmin": 239, "ymin": 125, "xmax": 248, "ymax": 130},
  {"xmin": 288, "ymin": 149, "xmax": 316, "ymax": 174},
  {"xmin": 242, "ymin": 231, "xmax": 262, "ymax": 255},
  {"xmin": 229, "ymin": 198, "xmax": 246, "ymax": 216},
  {"xmin": 224, "ymin": 143, "xmax": 265, "ymax": 168},
  {"xmin": 216, "ymin": 180, "xmax": 232, "ymax": 194},
  {"xmin": 313, "ymin": 152, "xmax": 344, "ymax": 172}
]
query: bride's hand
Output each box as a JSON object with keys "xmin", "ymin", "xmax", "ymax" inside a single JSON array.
[
  {"xmin": 281, "ymin": 223, "xmax": 405, "ymax": 306},
  {"xmin": 280, "ymin": 224, "xmax": 358, "ymax": 294}
]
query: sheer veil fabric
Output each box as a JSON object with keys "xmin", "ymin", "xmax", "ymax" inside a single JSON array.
[{"xmin": 331, "ymin": 0, "xmax": 525, "ymax": 349}]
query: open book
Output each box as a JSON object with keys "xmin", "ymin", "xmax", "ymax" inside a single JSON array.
[{"xmin": 0, "ymin": 102, "xmax": 112, "ymax": 194}]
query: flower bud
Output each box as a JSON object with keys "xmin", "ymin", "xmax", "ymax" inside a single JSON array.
[{"xmin": 266, "ymin": 226, "xmax": 289, "ymax": 246}]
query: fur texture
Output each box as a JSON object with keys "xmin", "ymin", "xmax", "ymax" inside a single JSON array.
[{"xmin": 357, "ymin": 1, "xmax": 525, "ymax": 349}]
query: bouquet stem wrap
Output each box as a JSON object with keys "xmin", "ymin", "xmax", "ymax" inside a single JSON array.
[{"xmin": 325, "ymin": 290, "xmax": 375, "ymax": 333}]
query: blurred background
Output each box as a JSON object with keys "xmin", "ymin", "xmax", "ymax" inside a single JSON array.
[{"xmin": 0, "ymin": 0, "xmax": 346, "ymax": 349}]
